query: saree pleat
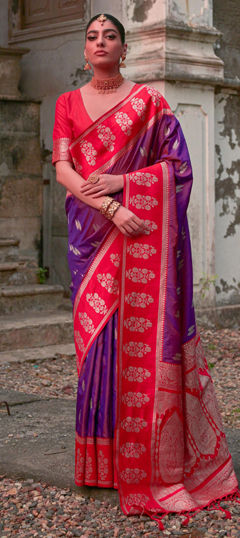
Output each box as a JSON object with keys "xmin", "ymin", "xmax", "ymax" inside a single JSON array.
[{"xmin": 75, "ymin": 311, "xmax": 118, "ymax": 487}]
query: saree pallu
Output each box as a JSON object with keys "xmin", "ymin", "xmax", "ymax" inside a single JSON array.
[{"xmin": 66, "ymin": 84, "xmax": 238, "ymax": 521}]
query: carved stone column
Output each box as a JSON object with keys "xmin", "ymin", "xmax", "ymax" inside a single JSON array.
[
  {"xmin": 122, "ymin": 0, "xmax": 224, "ymax": 307},
  {"xmin": 0, "ymin": 47, "xmax": 29, "ymax": 98}
]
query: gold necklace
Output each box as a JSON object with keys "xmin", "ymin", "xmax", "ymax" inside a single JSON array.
[{"xmin": 90, "ymin": 73, "xmax": 124, "ymax": 94}]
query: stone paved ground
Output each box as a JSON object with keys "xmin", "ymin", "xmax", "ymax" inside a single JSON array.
[{"xmin": 0, "ymin": 326, "xmax": 240, "ymax": 536}]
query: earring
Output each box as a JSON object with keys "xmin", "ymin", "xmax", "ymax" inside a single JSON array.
[
  {"xmin": 119, "ymin": 55, "xmax": 126, "ymax": 68},
  {"xmin": 84, "ymin": 58, "xmax": 91, "ymax": 71}
]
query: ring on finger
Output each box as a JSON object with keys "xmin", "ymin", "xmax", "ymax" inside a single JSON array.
[{"xmin": 88, "ymin": 174, "xmax": 100, "ymax": 184}]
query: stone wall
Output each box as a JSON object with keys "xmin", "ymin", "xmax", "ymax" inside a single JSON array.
[
  {"xmin": 1, "ymin": 0, "xmax": 239, "ymax": 309},
  {"xmin": 213, "ymin": 0, "xmax": 240, "ymax": 79},
  {"xmin": 0, "ymin": 98, "xmax": 42, "ymax": 260},
  {"xmin": 213, "ymin": 1, "xmax": 240, "ymax": 305}
]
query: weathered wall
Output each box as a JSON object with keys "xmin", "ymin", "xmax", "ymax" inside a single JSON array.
[
  {"xmin": 0, "ymin": 99, "xmax": 42, "ymax": 260},
  {"xmin": 213, "ymin": 0, "xmax": 240, "ymax": 306},
  {"xmin": 6, "ymin": 0, "xmax": 122, "ymax": 287},
  {"xmin": 215, "ymin": 90, "xmax": 240, "ymax": 305},
  {"xmin": 2, "ymin": 0, "xmax": 239, "ymax": 309},
  {"xmin": 213, "ymin": 0, "xmax": 240, "ymax": 80},
  {"xmin": 0, "ymin": 1, "xmax": 8, "ymax": 46}
]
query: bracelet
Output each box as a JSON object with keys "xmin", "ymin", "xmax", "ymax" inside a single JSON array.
[
  {"xmin": 100, "ymin": 196, "xmax": 113, "ymax": 216},
  {"xmin": 105, "ymin": 200, "xmax": 121, "ymax": 220}
]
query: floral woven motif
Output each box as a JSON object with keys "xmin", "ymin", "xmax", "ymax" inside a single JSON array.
[
  {"xmin": 127, "ymin": 243, "xmax": 157, "ymax": 259},
  {"xmin": 125, "ymin": 292, "xmax": 154, "ymax": 308},
  {"xmin": 126, "ymin": 267, "xmax": 155, "ymax": 284},
  {"xmin": 86, "ymin": 292, "xmax": 107, "ymax": 315},
  {"xmin": 97, "ymin": 273, "xmax": 119, "ymax": 294},
  {"xmin": 115, "ymin": 112, "xmax": 133, "ymax": 135},
  {"xmin": 121, "ymin": 417, "xmax": 148, "ymax": 433},
  {"xmin": 123, "ymin": 366, "xmax": 151, "ymax": 382},
  {"xmin": 125, "ymin": 493, "xmax": 150, "ymax": 508},
  {"xmin": 98, "ymin": 450, "xmax": 109, "ymax": 482},
  {"xmin": 124, "ymin": 316, "xmax": 152, "ymax": 332},
  {"xmin": 130, "ymin": 194, "xmax": 158, "ymax": 210},
  {"xmin": 123, "ymin": 341, "xmax": 151, "ymax": 358},
  {"xmin": 78, "ymin": 312, "xmax": 95, "ymax": 335},
  {"xmin": 110, "ymin": 253, "xmax": 121, "ymax": 267},
  {"xmin": 97, "ymin": 124, "xmax": 116, "ymax": 152},
  {"xmin": 120, "ymin": 468, "xmax": 147, "ymax": 484},
  {"xmin": 143, "ymin": 220, "xmax": 158, "ymax": 232},
  {"xmin": 75, "ymin": 330, "xmax": 84, "ymax": 352},
  {"xmin": 120, "ymin": 442, "xmax": 146, "ymax": 459},
  {"xmin": 129, "ymin": 171, "xmax": 158, "ymax": 186},
  {"xmin": 79, "ymin": 140, "xmax": 97, "ymax": 166},
  {"xmin": 146, "ymin": 86, "xmax": 161, "ymax": 106},
  {"xmin": 130, "ymin": 97, "xmax": 146, "ymax": 118},
  {"xmin": 122, "ymin": 391, "xmax": 150, "ymax": 407}
]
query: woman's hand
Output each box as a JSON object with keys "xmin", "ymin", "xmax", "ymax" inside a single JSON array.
[
  {"xmin": 112, "ymin": 206, "xmax": 147, "ymax": 237},
  {"xmin": 80, "ymin": 174, "xmax": 124, "ymax": 198}
]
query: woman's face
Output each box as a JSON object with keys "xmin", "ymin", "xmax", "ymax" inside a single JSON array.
[{"xmin": 85, "ymin": 19, "xmax": 127, "ymax": 70}]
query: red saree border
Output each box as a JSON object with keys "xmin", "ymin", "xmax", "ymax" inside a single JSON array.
[
  {"xmin": 70, "ymin": 84, "xmax": 145, "ymax": 148},
  {"xmin": 69, "ymin": 84, "xmax": 173, "ymax": 180},
  {"xmin": 116, "ymin": 162, "xmax": 172, "ymax": 515},
  {"xmin": 75, "ymin": 433, "xmax": 117, "ymax": 488},
  {"xmin": 73, "ymin": 227, "xmax": 122, "ymax": 375}
]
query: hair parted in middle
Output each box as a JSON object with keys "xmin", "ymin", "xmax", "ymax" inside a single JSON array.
[{"xmin": 85, "ymin": 13, "xmax": 126, "ymax": 44}]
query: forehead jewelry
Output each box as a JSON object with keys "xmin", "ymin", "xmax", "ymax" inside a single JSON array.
[{"xmin": 97, "ymin": 14, "xmax": 107, "ymax": 25}]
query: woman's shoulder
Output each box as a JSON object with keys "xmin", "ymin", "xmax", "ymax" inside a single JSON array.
[{"xmin": 56, "ymin": 88, "xmax": 81, "ymax": 105}]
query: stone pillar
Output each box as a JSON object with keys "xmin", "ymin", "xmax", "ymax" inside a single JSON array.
[
  {"xmin": 122, "ymin": 0, "xmax": 224, "ymax": 307},
  {"xmin": 0, "ymin": 47, "xmax": 42, "ymax": 262}
]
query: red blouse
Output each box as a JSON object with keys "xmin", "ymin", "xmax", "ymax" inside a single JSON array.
[
  {"xmin": 52, "ymin": 85, "xmax": 137, "ymax": 165},
  {"xmin": 52, "ymin": 89, "xmax": 93, "ymax": 164}
]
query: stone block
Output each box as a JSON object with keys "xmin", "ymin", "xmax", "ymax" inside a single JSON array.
[
  {"xmin": 0, "ymin": 135, "xmax": 41, "ymax": 175},
  {"xmin": 0, "ymin": 217, "xmax": 41, "ymax": 259},
  {"xmin": 0, "ymin": 262, "xmax": 18, "ymax": 284},
  {"xmin": 0, "ymin": 100, "xmax": 40, "ymax": 135},
  {"xmin": 0, "ymin": 237, "xmax": 19, "ymax": 261},
  {"xmin": 0, "ymin": 284, "xmax": 64, "ymax": 314},
  {"xmin": 0, "ymin": 176, "xmax": 42, "ymax": 218},
  {"xmin": 0, "ymin": 311, "xmax": 73, "ymax": 351}
]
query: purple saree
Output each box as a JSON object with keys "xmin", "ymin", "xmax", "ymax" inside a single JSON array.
[{"xmin": 52, "ymin": 83, "xmax": 239, "ymax": 524}]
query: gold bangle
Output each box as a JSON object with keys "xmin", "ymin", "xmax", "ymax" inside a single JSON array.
[
  {"xmin": 105, "ymin": 200, "xmax": 121, "ymax": 220},
  {"xmin": 100, "ymin": 196, "xmax": 113, "ymax": 215},
  {"xmin": 88, "ymin": 174, "xmax": 99, "ymax": 184}
]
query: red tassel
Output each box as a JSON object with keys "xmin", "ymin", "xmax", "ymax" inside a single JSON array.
[
  {"xmin": 182, "ymin": 514, "xmax": 190, "ymax": 526},
  {"xmin": 145, "ymin": 509, "xmax": 165, "ymax": 530}
]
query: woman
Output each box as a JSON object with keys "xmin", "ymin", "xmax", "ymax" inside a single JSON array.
[{"xmin": 52, "ymin": 13, "xmax": 238, "ymax": 528}]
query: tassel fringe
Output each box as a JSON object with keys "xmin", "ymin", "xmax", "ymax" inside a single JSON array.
[{"xmin": 130, "ymin": 489, "xmax": 240, "ymax": 531}]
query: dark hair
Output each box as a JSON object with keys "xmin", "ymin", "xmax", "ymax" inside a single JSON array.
[{"xmin": 86, "ymin": 13, "xmax": 125, "ymax": 44}]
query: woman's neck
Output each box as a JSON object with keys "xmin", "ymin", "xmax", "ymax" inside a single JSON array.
[{"xmin": 91, "ymin": 67, "xmax": 120, "ymax": 79}]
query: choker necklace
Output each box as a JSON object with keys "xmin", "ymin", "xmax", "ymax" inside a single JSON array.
[{"xmin": 90, "ymin": 73, "xmax": 124, "ymax": 94}]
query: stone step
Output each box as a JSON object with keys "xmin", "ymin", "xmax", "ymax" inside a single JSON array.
[
  {"xmin": 0, "ymin": 261, "xmax": 19, "ymax": 284},
  {"xmin": 0, "ymin": 284, "xmax": 64, "ymax": 314},
  {"xmin": 0, "ymin": 343, "xmax": 76, "ymax": 364},
  {"xmin": 0, "ymin": 311, "xmax": 73, "ymax": 351},
  {"xmin": 0, "ymin": 237, "xmax": 19, "ymax": 261}
]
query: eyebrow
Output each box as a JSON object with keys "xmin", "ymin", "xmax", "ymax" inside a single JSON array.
[{"xmin": 87, "ymin": 28, "xmax": 118, "ymax": 35}]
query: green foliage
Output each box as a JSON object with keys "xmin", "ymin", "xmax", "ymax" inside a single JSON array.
[
  {"xmin": 37, "ymin": 267, "xmax": 48, "ymax": 284},
  {"xmin": 199, "ymin": 273, "xmax": 218, "ymax": 299}
]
